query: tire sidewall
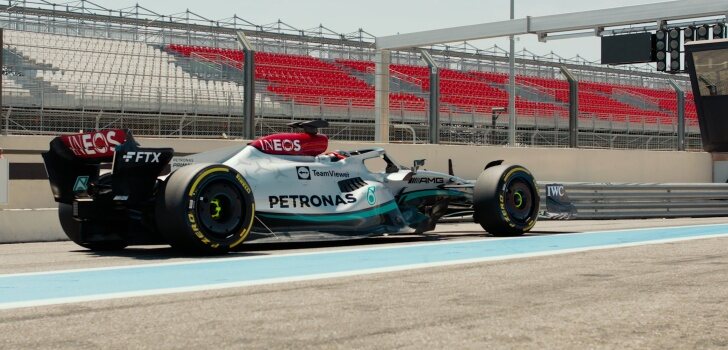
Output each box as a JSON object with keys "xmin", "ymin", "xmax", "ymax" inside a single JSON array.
[
  {"xmin": 157, "ymin": 164, "xmax": 255, "ymax": 254},
  {"xmin": 474, "ymin": 164, "xmax": 539, "ymax": 235}
]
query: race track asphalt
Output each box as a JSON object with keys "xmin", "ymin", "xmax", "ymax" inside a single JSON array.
[{"xmin": 1, "ymin": 217, "xmax": 728, "ymax": 349}]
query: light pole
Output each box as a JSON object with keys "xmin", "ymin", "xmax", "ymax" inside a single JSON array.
[{"xmin": 508, "ymin": 0, "xmax": 516, "ymax": 146}]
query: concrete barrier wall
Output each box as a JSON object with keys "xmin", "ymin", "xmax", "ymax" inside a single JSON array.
[
  {"xmin": 0, "ymin": 134, "xmax": 714, "ymax": 243},
  {"xmin": 0, "ymin": 209, "xmax": 64, "ymax": 243},
  {"xmin": 329, "ymin": 142, "xmax": 713, "ymax": 184}
]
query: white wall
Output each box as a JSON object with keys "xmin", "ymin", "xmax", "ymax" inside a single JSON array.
[
  {"xmin": 0, "ymin": 158, "xmax": 7, "ymax": 205},
  {"xmin": 0, "ymin": 134, "xmax": 714, "ymax": 211}
]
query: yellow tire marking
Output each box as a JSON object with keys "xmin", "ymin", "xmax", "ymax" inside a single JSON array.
[
  {"xmin": 230, "ymin": 202, "xmax": 255, "ymax": 248},
  {"xmin": 503, "ymin": 166, "xmax": 530, "ymax": 181},
  {"xmin": 500, "ymin": 166, "xmax": 537, "ymax": 230},
  {"xmin": 188, "ymin": 167, "xmax": 229, "ymax": 196}
]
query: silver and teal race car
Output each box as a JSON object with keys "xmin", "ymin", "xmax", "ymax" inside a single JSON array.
[{"xmin": 42, "ymin": 120, "xmax": 539, "ymax": 254}]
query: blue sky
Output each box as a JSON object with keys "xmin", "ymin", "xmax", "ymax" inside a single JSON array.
[{"xmin": 89, "ymin": 0, "xmax": 669, "ymax": 61}]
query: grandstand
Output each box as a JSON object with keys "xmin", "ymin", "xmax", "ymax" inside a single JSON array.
[{"xmin": 0, "ymin": 0, "xmax": 702, "ymax": 150}]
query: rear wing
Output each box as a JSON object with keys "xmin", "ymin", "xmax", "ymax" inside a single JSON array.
[{"xmin": 42, "ymin": 129, "xmax": 173, "ymax": 204}]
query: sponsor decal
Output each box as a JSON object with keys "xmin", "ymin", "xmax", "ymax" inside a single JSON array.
[
  {"xmin": 268, "ymin": 194, "xmax": 356, "ymax": 208},
  {"xmin": 171, "ymin": 157, "xmax": 194, "ymax": 170},
  {"xmin": 546, "ymin": 184, "xmax": 565, "ymax": 197},
  {"xmin": 296, "ymin": 166, "xmax": 311, "ymax": 180},
  {"xmin": 73, "ymin": 176, "xmax": 89, "ymax": 192},
  {"xmin": 250, "ymin": 133, "xmax": 328, "ymax": 157},
  {"xmin": 122, "ymin": 151, "xmax": 161, "ymax": 163},
  {"xmin": 312, "ymin": 169, "xmax": 350, "ymax": 178},
  {"xmin": 542, "ymin": 183, "xmax": 577, "ymax": 220},
  {"xmin": 61, "ymin": 130, "xmax": 125, "ymax": 158},
  {"xmin": 260, "ymin": 139, "xmax": 302, "ymax": 153},
  {"xmin": 367, "ymin": 186, "xmax": 376, "ymax": 206},
  {"xmin": 297, "ymin": 166, "xmax": 350, "ymax": 180},
  {"xmin": 408, "ymin": 177, "xmax": 445, "ymax": 184}
]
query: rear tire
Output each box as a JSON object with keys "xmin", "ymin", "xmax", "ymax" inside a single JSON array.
[
  {"xmin": 155, "ymin": 164, "xmax": 255, "ymax": 255},
  {"xmin": 473, "ymin": 164, "xmax": 539, "ymax": 236},
  {"xmin": 58, "ymin": 203, "xmax": 128, "ymax": 251}
]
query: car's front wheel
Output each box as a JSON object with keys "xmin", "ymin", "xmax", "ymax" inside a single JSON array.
[{"xmin": 473, "ymin": 164, "xmax": 539, "ymax": 236}]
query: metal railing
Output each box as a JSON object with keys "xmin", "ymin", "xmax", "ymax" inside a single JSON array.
[
  {"xmin": 0, "ymin": 27, "xmax": 705, "ymax": 151},
  {"xmin": 540, "ymin": 182, "xmax": 728, "ymax": 219}
]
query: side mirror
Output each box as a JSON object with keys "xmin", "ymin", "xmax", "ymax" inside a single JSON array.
[{"xmin": 412, "ymin": 159, "xmax": 425, "ymax": 173}]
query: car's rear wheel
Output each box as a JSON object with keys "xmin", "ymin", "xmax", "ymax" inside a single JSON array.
[
  {"xmin": 155, "ymin": 164, "xmax": 255, "ymax": 255},
  {"xmin": 473, "ymin": 164, "xmax": 539, "ymax": 236},
  {"xmin": 58, "ymin": 203, "xmax": 128, "ymax": 251}
]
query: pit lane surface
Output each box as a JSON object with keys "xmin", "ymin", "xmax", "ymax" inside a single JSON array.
[{"xmin": 2, "ymin": 218, "xmax": 728, "ymax": 349}]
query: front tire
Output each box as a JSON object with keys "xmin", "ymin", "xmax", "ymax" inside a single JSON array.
[
  {"xmin": 473, "ymin": 164, "xmax": 539, "ymax": 236},
  {"xmin": 155, "ymin": 164, "xmax": 255, "ymax": 255}
]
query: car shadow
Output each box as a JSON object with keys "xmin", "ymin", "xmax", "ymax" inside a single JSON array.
[
  {"xmin": 78, "ymin": 247, "xmax": 267, "ymax": 260},
  {"xmin": 76, "ymin": 230, "xmax": 575, "ymax": 260}
]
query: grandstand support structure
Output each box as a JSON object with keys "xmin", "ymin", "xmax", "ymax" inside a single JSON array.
[
  {"xmin": 376, "ymin": 0, "xmax": 728, "ymax": 49},
  {"xmin": 0, "ymin": 27, "xmax": 2, "ymax": 111},
  {"xmin": 236, "ymin": 31, "xmax": 255, "ymax": 139},
  {"xmin": 561, "ymin": 66, "xmax": 579, "ymax": 148},
  {"xmin": 420, "ymin": 50, "xmax": 439, "ymax": 144},
  {"xmin": 374, "ymin": 50, "xmax": 390, "ymax": 143},
  {"xmin": 669, "ymin": 79, "xmax": 686, "ymax": 151},
  {"xmin": 374, "ymin": 0, "xmax": 727, "ymax": 144}
]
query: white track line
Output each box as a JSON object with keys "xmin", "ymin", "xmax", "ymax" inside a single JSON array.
[{"xmin": 1, "ymin": 232, "xmax": 728, "ymax": 310}]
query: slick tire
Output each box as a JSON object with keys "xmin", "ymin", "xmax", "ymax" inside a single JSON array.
[
  {"xmin": 156, "ymin": 163, "xmax": 255, "ymax": 255},
  {"xmin": 473, "ymin": 164, "xmax": 539, "ymax": 236},
  {"xmin": 58, "ymin": 203, "xmax": 128, "ymax": 251}
]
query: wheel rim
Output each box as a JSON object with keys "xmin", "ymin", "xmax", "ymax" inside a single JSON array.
[
  {"xmin": 196, "ymin": 180, "xmax": 245, "ymax": 240},
  {"xmin": 505, "ymin": 179, "xmax": 534, "ymax": 222}
]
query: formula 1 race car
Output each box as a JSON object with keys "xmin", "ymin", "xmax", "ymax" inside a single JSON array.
[{"xmin": 42, "ymin": 120, "xmax": 539, "ymax": 254}]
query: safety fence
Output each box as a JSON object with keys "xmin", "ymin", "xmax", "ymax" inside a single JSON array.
[
  {"xmin": 539, "ymin": 182, "xmax": 728, "ymax": 219},
  {"xmin": 1, "ymin": 106, "xmax": 703, "ymax": 150}
]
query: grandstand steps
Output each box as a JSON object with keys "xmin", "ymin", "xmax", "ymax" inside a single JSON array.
[
  {"xmin": 390, "ymin": 76, "xmax": 426, "ymax": 95},
  {"xmin": 162, "ymin": 45, "xmax": 244, "ymax": 83},
  {"xmin": 611, "ymin": 89, "xmax": 661, "ymax": 112},
  {"xmin": 334, "ymin": 62, "xmax": 374, "ymax": 85},
  {"xmin": 2, "ymin": 49, "xmax": 68, "ymax": 97},
  {"xmin": 333, "ymin": 61, "xmax": 424, "ymax": 96},
  {"xmin": 3, "ymin": 48, "xmax": 57, "ymax": 73}
]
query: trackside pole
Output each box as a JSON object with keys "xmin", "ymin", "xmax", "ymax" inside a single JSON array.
[
  {"xmin": 374, "ymin": 50, "xmax": 390, "ymax": 143},
  {"xmin": 420, "ymin": 50, "xmax": 439, "ymax": 144},
  {"xmin": 668, "ymin": 79, "xmax": 685, "ymax": 151},
  {"xmin": 560, "ymin": 66, "xmax": 579, "ymax": 148},
  {"xmin": 508, "ymin": 0, "xmax": 516, "ymax": 146},
  {"xmin": 236, "ymin": 31, "xmax": 255, "ymax": 140}
]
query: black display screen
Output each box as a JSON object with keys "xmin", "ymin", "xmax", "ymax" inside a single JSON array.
[{"xmin": 601, "ymin": 33, "xmax": 654, "ymax": 65}]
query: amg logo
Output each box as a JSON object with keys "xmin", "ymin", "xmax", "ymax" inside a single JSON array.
[
  {"xmin": 269, "ymin": 194, "xmax": 356, "ymax": 208},
  {"xmin": 122, "ymin": 151, "xmax": 161, "ymax": 163},
  {"xmin": 408, "ymin": 177, "xmax": 445, "ymax": 184},
  {"xmin": 261, "ymin": 139, "xmax": 302, "ymax": 152}
]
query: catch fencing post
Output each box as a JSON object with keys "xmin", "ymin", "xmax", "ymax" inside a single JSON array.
[
  {"xmin": 420, "ymin": 49, "xmax": 439, "ymax": 144},
  {"xmin": 668, "ymin": 79, "xmax": 685, "ymax": 151},
  {"xmin": 560, "ymin": 66, "xmax": 579, "ymax": 148},
  {"xmin": 236, "ymin": 31, "xmax": 255, "ymax": 140}
]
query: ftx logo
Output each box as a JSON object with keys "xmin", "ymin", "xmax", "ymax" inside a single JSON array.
[{"xmin": 122, "ymin": 151, "xmax": 161, "ymax": 163}]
